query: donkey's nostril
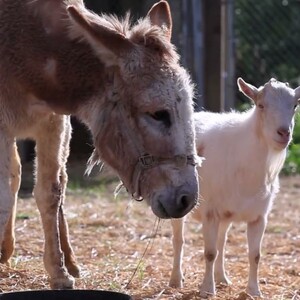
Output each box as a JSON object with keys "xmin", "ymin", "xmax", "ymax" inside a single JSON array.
[
  {"xmin": 177, "ymin": 194, "xmax": 191, "ymax": 210},
  {"xmin": 153, "ymin": 192, "xmax": 197, "ymax": 219}
]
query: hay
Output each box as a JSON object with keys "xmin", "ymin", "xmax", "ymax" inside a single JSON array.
[{"xmin": 0, "ymin": 169, "xmax": 300, "ymax": 300}]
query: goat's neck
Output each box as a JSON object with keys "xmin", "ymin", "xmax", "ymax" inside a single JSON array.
[
  {"xmin": 251, "ymin": 109, "xmax": 286, "ymax": 183},
  {"xmin": 266, "ymin": 148, "xmax": 286, "ymax": 184}
]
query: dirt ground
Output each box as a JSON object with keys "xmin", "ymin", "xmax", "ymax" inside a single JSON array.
[{"xmin": 0, "ymin": 162, "xmax": 299, "ymax": 300}]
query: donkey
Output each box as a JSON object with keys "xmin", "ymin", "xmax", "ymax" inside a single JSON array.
[{"xmin": 0, "ymin": 0, "xmax": 199, "ymax": 289}]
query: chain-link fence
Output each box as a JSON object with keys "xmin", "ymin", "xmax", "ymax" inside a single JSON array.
[{"xmin": 234, "ymin": 0, "xmax": 300, "ymax": 104}]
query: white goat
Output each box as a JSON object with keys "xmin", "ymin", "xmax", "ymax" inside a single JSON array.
[{"xmin": 169, "ymin": 78, "xmax": 300, "ymax": 298}]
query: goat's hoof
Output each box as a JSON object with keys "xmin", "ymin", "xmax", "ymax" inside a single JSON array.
[
  {"xmin": 215, "ymin": 274, "xmax": 232, "ymax": 286},
  {"xmin": 200, "ymin": 287, "xmax": 215, "ymax": 298},
  {"xmin": 50, "ymin": 275, "xmax": 75, "ymax": 289},
  {"xmin": 66, "ymin": 263, "xmax": 81, "ymax": 278},
  {"xmin": 169, "ymin": 278, "xmax": 184, "ymax": 288},
  {"xmin": 246, "ymin": 286, "xmax": 262, "ymax": 297}
]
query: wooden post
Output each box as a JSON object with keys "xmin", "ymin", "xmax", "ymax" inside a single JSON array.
[
  {"xmin": 181, "ymin": 0, "xmax": 204, "ymax": 111},
  {"xmin": 221, "ymin": 0, "xmax": 235, "ymax": 111},
  {"xmin": 203, "ymin": 0, "xmax": 221, "ymax": 112}
]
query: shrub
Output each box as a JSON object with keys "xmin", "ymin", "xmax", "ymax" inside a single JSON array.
[{"xmin": 282, "ymin": 113, "xmax": 300, "ymax": 175}]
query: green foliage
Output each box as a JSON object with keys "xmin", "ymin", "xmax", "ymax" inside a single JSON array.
[
  {"xmin": 16, "ymin": 213, "xmax": 30, "ymax": 220},
  {"xmin": 282, "ymin": 113, "xmax": 300, "ymax": 175},
  {"xmin": 235, "ymin": 0, "xmax": 300, "ymax": 104},
  {"xmin": 235, "ymin": 1, "xmax": 300, "ymax": 174}
]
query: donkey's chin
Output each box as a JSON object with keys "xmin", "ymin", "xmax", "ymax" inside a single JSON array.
[{"xmin": 149, "ymin": 186, "xmax": 198, "ymax": 219}]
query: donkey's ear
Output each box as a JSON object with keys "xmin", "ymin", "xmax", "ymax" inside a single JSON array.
[
  {"xmin": 237, "ymin": 77, "xmax": 259, "ymax": 102},
  {"xmin": 67, "ymin": 6, "xmax": 134, "ymax": 66},
  {"xmin": 147, "ymin": 1, "xmax": 172, "ymax": 41}
]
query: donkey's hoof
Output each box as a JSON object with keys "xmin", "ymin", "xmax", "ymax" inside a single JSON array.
[
  {"xmin": 50, "ymin": 275, "xmax": 75, "ymax": 289},
  {"xmin": 66, "ymin": 263, "xmax": 81, "ymax": 278},
  {"xmin": 0, "ymin": 250, "xmax": 12, "ymax": 265},
  {"xmin": 0, "ymin": 242, "xmax": 14, "ymax": 264}
]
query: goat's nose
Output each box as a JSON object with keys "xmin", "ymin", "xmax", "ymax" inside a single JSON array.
[{"xmin": 277, "ymin": 127, "xmax": 290, "ymax": 138}]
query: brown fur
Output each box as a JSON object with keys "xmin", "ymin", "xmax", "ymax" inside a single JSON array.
[{"xmin": 0, "ymin": 0, "xmax": 198, "ymax": 289}]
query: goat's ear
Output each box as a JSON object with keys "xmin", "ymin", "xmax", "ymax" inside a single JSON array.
[
  {"xmin": 237, "ymin": 77, "xmax": 259, "ymax": 102},
  {"xmin": 67, "ymin": 6, "xmax": 134, "ymax": 65},
  {"xmin": 147, "ymin": 1, "xmax": 172, "ymax": 42}
]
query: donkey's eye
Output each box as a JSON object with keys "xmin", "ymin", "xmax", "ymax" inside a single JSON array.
[{"xmin": 149, "ymin": 110, "xmax": 171, "ymax": 127}]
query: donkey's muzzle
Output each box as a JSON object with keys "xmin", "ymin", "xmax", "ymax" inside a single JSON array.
[{"xmin": 151, "ymin": 184, "xmax": 198, "ymax": 219}]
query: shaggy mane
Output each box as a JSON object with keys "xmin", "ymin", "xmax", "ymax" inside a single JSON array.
[{"xmin": 70, "ymin": 7, "xmax": 179, "ymax": 63}]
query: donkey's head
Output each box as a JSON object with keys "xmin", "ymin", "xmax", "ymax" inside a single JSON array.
[
  {"xmin": 68, "ymin": 1, "xmax": 199, "ymax": 218},
  {"xmin": 238, "ymin": 77, "xmax": 300, "ymax": 151}
]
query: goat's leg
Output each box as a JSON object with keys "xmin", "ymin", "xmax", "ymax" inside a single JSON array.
[
  {"xmin": 57, "ymin": 117, "xmax": 80, "ymax": 278},
  {"xmin": 246, "ymin": 215, "xmax": 266, "ymax": 297},
  {"xmin": 169, "ymin": 218, "xmax": 185, "ymax": 288},
  {"xmin": 0, "ymin": 134, "xmax": 14, "ymax": 263},
  {"xmin": 214, "ymin": 221, "xmax": 232, "ymax": 285},
  {"xmin": 34, "ymin": 115, "xmax": 74, "ymax": 289},
  {"xmin": 200, "ymin": 213, "xmax": 219, "ymax": 298},
  {"xmin": 0, "ymin": 142, "xmax": 21, "ymax": 264}
]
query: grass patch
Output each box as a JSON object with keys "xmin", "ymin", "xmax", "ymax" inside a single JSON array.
[{"xmin": 283, "ymin": 113, "xmax": 300, "ymax": 175}]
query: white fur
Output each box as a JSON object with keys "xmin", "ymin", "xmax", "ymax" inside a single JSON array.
[{"xmin": 170, "ymin": 78, "xmax": 300, "ymax": 298}]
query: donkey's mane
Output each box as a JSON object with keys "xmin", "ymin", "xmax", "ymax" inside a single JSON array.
[
  {"xmin": 130, "ymin": 18, "xmax": 179, "ymax": 62},
  {"xmin": 70, "ymin": 6, "xmax": 179, "ymax": 63}
]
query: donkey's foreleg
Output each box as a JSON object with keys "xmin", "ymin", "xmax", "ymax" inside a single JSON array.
[
  {"xmin": 0, "ymin": 142, "xmax": 21, "ymax": 264},
  {"xmin": 0, "ymin": 134, "xmax": 15, "ymax": 263},
  {"xmin": 34, "ymin": 181, "xmax": 74, "ymax": 289},
  {"xmin": 58, "ymin": 205, "xmax": 80, "ymax": 277},
  {"xmin": 34, "ymin": 115, "xmax": 74, "ymax": 289},
  {"xmin": 58, "ymin": 117, "xmax": 80, "ymax": 278}
]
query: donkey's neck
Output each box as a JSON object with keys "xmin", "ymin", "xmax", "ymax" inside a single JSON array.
[
  {"xmin": 1, "ymin": 0, "xmax": 106, "ymax": 115},
  {"xmin": 22, "ymin": 42, "xmax": 105, "ymax": 115}
]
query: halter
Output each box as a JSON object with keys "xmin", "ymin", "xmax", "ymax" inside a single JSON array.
[
  {"xmin": 131, "ymin": 153, "xmax": 198, "ymax": 200},
  {"xmin": 106, "ymin": 73, "xmax": 199, "ymax": 201},
  {"xmin": 117, "ymin": 104, "xmax": 199, "ymax": 201}
]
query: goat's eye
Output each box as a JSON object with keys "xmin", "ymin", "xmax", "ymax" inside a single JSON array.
[
  {"xmin": 149, "ymin": 110, "xmax": 171, "ymax": 127},
  {"xmin": 258, "ymin": 103, "xmax": 264, "ymax": 109}
]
